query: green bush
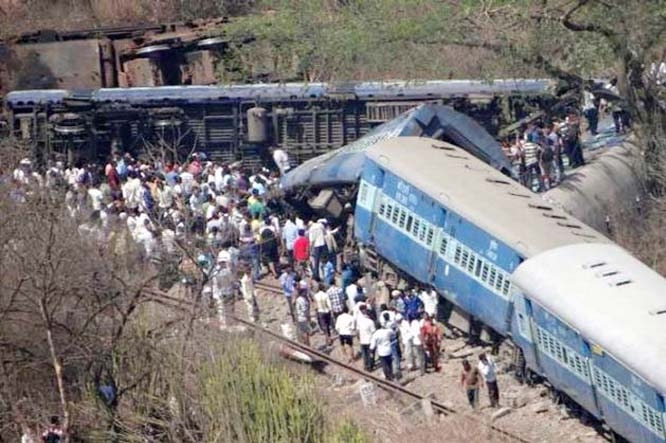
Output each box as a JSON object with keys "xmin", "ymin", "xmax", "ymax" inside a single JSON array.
[{"xmin": 199, "ymin": 340, "xmax": 326, "ymax": 443}]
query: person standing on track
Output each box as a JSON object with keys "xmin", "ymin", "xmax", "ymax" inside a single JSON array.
[
  {"xmin": 370, "ymin": 315, "xmax": 396, "ymax": 381},
  {"xmin": 335, "ymin": 305, "xmax": 356, "ymax": 363},
  {"xmin": 239, "ymin": 263, "xmax": 259, "ymax": 323},
  {"xmin": 411, "ymin": 312, "xmax": 426, "ymax": 375},
  {"xmin": 326, "ymin": 280, "xmax": 346, "ymax": 322},
  {"xmin": 295, "ymin": 288, "xmax": 311, "ymax": 345},
  {"xmin": 293, "ymin": 229, "xmax": 310, "ymax": 275},
  {"xmin": 211, "ymin": 250, "xmax": 235, "ymax": 329},
  {"xmin": 421, "ymin": 313, "xmax": 442, "ymax": 372},
  {"xmin": 357, "ymin": 304, "xmax": 376, "ymax": 371},
  {"xmin": 279, "ymin": 265, "xmax": 296, "ymax": 322},
  {"xmin": 460, "ymin": 358, "xmax": 481, "ymax": 409},
  {"xmin": 478, "ymin": 352, "xmax": 500, "ymax": 408},
  {"xmin": 313, "ymin": 282, "xmax": 333, "ymax": 345}
]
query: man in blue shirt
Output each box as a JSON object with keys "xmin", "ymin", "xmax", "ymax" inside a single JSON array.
[
  {"xmin": 341, "ymin": 264, "xmax": 354, "ymax": 291},
  {"xmin": 323, "ymin": 255, "xmax": 336, "ymax": 286},
  {"xmin": 279, "ymin": 265, "xmax": 296, "ymax": 322},
  {"xmin": 405, "ymin": 290, "xmax": 424, "ymax": 321}
]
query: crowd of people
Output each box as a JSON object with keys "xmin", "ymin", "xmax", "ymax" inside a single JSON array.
[
  {"xmin": 502, "ymin": 80, "xmax": 630, "ymax": 193},
  {"xmin": 502, "ymin": 113, "xmax": 585, "ymax": 192},
  {"xmin": 7, "ymin": 144, "xmax": 504, "ymax": 419}
]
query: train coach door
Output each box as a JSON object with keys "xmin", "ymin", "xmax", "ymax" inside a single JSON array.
[
  {"xmin": 355, "ymin": 167, "xmax": 385, "ymax": 244},
  {"xmin": 510, "ymin": 287, "xmax": 541, "ymax": 373},
  {"xmin": 512, "ymin": 289, "xmax": 534, "ymax": 343},
  {"xmin": 428, "ymin": 207, "xmax": 448, "ymax": 284}
]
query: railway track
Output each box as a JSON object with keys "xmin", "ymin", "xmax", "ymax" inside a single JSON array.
[{"xmin": 146, "ymin": 283, "xmax": 534, "ymax": 443}]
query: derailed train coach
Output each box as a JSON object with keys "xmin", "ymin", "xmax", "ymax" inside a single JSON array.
[
  {"xmin": 0, "ymin": 19, "xmax": 230, "ymax": 93},
  {"xmin": 2, "ymin": 79, "xmax": 554, "ymax": 166},
  {"xmin": 280, "ymin": 103, "xmax": 514, "ymax": 218},
  {"xmin": 355, "ymin": 137, "xmax": 666, "ymax": 443}
]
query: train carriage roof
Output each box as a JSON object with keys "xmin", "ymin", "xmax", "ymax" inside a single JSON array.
[
  {"xmin": 512, "ymin": 243, "xmax": 666, "ymax": 394},
  {"xmin": 365, "ymin": 137, "xmax": 610, "ymax": 257}
]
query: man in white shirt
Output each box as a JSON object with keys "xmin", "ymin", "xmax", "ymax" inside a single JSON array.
[
  {"xmin": 313, "ymin": 283, "xmax": 333, "ymax": 344},
  {"xmin": 356, "ymin": 305, "xmax": 376, "ymax": 371},
  {"xmin": 335, "ymin": 306, "xmax": 355, "ymax": 363},
  {"xmin": 410, "ymin": 314, "xmax": 426, "ymax": 375},
  {"xmin": 419, "ymin": 288, "xmax": 438, "ymax": 318},
  {"xmin": 87, "ymin": 184, "xmax": 104, "ymax": 211},
  {"xmin": 271, "ymin": 146, "xmax": 291, "ymax": 175},
  {"xmin": 121, "ymin": 172, "xmax": 142, "ymax": 210},
  {"xmin": 397, "ymin": 313, "xmax": 413, "ymax": 371},
  {"xmin": 345, "ymin": 282, "xmax": 359, "ymax": 311},
  {"xmin": 370, "ymin": 317, "xmax": 396, "ymax": 380},
  {"xmin": 308, "ymin": 219, "xmax": 327, "ymax": 280},
  {"xmin": 478, "ymin": 352, "xmax": 499, "ymax": 408},
  {"xmin": 239, "ymin": 263, "xmax": 259, "ymax": 323}
]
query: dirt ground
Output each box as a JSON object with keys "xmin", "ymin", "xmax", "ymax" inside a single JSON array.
[{"xmin": 227, "ymin": 278, "xmax": 610, "ymax": 443}]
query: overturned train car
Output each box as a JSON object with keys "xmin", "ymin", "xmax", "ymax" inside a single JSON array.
[
  {"xmin": 280, "ymin": 103, "xmax": 514, "ymax": 218},
  {"xmin": 0, "ymin": 18, "xmax": 229, "ymax": 93},
  {"xmin": 3, "ymin": 79, "xmax": 554, "ymax": 166}
]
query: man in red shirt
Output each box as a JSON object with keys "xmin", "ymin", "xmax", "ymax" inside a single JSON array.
[
  {"xmin": 105, "ymin": 157, "xmax": 120, "ymax": 194},
  {"xmin": 421, "ymin": 313, "xmax": 442, "ymax": 372},
  {"xmin": 293, "ymin": 229, "xmax": 310, "ymax": 274}
]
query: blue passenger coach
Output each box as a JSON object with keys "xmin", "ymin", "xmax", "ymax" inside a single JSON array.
[
  {"xmin": 353, "ymin": 136, "xmax": 666, "ymax": 443},
  {"xmin": 354, "ymin": 137, "xmax": 607, "ymax": 335},
  {"xmin": 512, "ymin": 244, "xmax": 666, "ymax": 443}
]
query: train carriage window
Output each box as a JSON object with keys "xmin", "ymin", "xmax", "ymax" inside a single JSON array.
[
  {"xmin": 454, "ymin": 245, "xmax": 463, "ymax": 264},
  {"xmin": 555, "ymin": 340, "xmax": 563, "ymax": 362},
  {"xmin": 426, "ymin": 227, "xmax": 434, "ymax": 246},
  {"xmin": 399, "ymin": 210, "xmax": 407, "ymax": 229},
  {"xmin": 439, "ymin": 237, "xmax": 448, "ymax": 256},
  {"xmin": 378, "ymin": 201, "xmax": 386, "ymax": 216},
  {"xmin": 475, "ymin": 259, "xmax": 483, "ymax": 277},
  {"xmin": 419, "ymin": 223, "xmax": 427, "ymax": 242},
  {"xmin": 467, "ymin": 255, "xmax": 476, "ymax": 273},
  {"xmin": 406, "ymin": 215, "xmax": 414, "ymax": 232},
  {"xmin": 460, "ymin": 249, "xmax": 470, "ymax": 268},
  {"xmin": 412, "ymin": 219, "xmax": 421, "ymax": 237},
  {"xmin": 481, "ymin": 263, "xmax": 490, "ymax": 282},
  {"xmin": 385, "ymin": 203, "xmax": 393, "ymax": 221},
  {"xmin": 489, "ymin": 267, "xmax": 497, "ymax": 288},
  {"xmin": 495, "ymin": 274, "xmax": 504, "ymax": 291},
  {"xmin": 391, "ymin": 206, "xmax": 400, "ymax": 225},
  {"xmin": 502, "ymin": 279, "xmax": 511, "ymax": 295}
]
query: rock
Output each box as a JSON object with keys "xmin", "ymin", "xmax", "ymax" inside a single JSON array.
[
  {"xmin": 450, "ymin": 349, "xmax": 474, "ymax": 359},
  {"xmin": 558, "ymin": 405, "xmax": 573, "ymax": 420},
  {"xmin": 532, "ymin": 402, "xmax": 549, "ymax": 413},
  {"xmin": 421, "ymin": 398, "xmax": 435, "ymax": 418},
  {"xmin": 450, "ymin": 346, "xmax": 484, "ymax": 359},
  {"xmin": 511, "ymin": 395, "xmax": 529, "ymax": 409},
  {"xmin": 440, "ymin": 400, "xmax": 455, "ymax": 411},
  {"xmin": 491, "ymin": 407, "xmax": 512, "ymax": 422},
  {"xmin": 331, "ymin": 372, "xmax": 345, "ymax": 388},
  {"xmin": 399, "ymin": 400, "xmax": 421, "ymax": 417}
]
